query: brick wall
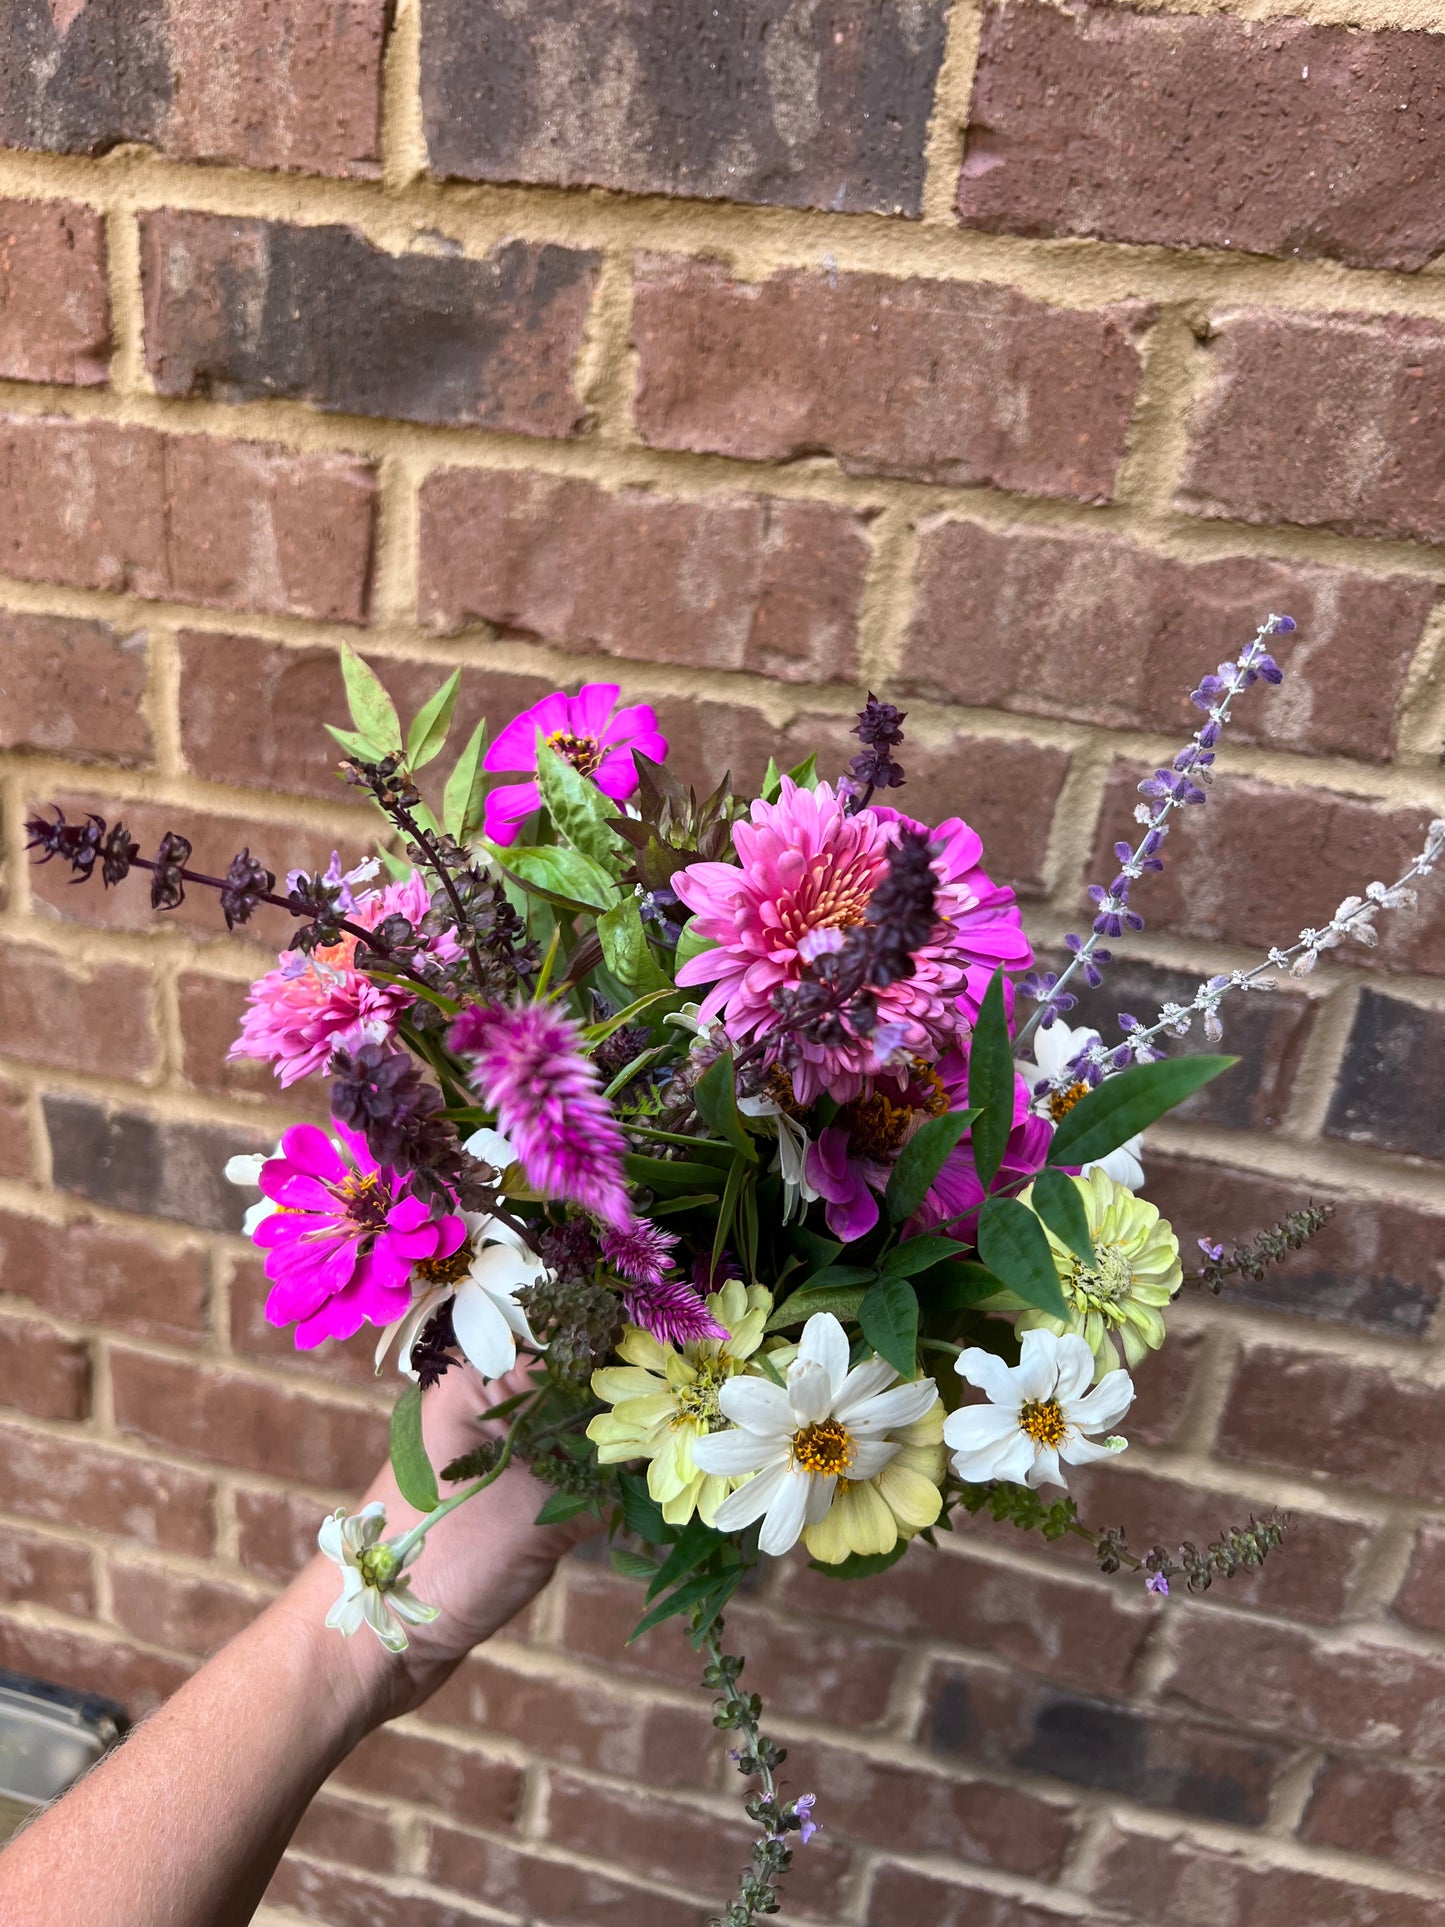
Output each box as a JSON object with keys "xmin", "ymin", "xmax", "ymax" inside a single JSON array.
[{"xmin": 0, "ymin": 3, "xmax": 1442, "ymax": 1923}]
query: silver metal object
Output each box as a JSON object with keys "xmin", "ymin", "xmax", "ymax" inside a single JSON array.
[{"xmin": 0, "ymin": 1670, "xmax": 126, "ymax": 1844}]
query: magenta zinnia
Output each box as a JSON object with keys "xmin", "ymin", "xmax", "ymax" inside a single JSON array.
[
  {"xmin": 482, "ymin": 683, "xmax": 668, "ymax": 846},
  {"xmin": 449, "ymin": 1001, "xmax": 631, "ymax": 1227}
]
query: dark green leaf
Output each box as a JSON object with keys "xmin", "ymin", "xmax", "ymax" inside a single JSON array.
[
  {"xmin": 404, "ymin": 669, "xmax": 462, "ymax": 770},
  {"xmin": 790, "ymin": 1230, "xmax": 842, "ymax": 1270},
  {"xmin": 534, "ymin": 1489, "xmax": 592, "ymax": 1525},
  {"xmin": 858, "ymin": 1276, "xmax": 920, "ymax": 1378},
  {"xmin": 617, "ymin": 1472, "xmax": 669, "ymax": 1545},
  {"xmin": 1031, "ymin": 1166, "xmax": 1095, "ymax": 1265},
  {"xmin": 711, "ymin": 1156, "xmax": 748, "ymax": 1279},
  {"xmin": 687, "ymin": 1565, "xmax": 746, "ymax": 1646},
  {"xmin": 611, "ymin": 1547, "xmax": 660, "ymax": 1583},
  {"xmin": 967, "ymin": 968, "xmax": 1015, "ymax": 1188},
  {"xmin": 623, "ymin": 1153, "xmax": 728, "ymax": 1193},
  {"xmin": 649, "ymin": 1191, "xmax": 722, "ymax": 1216},
  {"xmin": 785, "ymin": 751, "xmax": 819, "ymax": 790},
  {"xmin": 489, "ymin": 842, "xmax": 617, "ymax": 914},
  {"xmin": 340, "ymin": 643, "xmax": 402, "ymax": 753},
  {"xmin": 976, "ymin": 1195, "xmax": 1068, "ymax": 1319},
  {"xmin": 598, "ymin": 899, "xmax": 669, "ymax": 994},
  {"xmin": 693, "ymin": 1052, "xmax": 758, "ymax": 1164},
  {"xmin": 389, "ymin": 1383, "xmax": 438, "ymax": 1513},
  {"xmin": 1047, "ymin": 1054, "xmax": 1237, "ymax": 1168},
  {"xmin": 442, "ymin": 715, "xmax": 489, "ymax": 841},
  {"xmin": 628, "ymin": 1566, "xmax": 730, "ymax": 1642},
  {"xmin": 763, "ymin": 1283, "xmax": 870, "ymax": 1332},
  {"xmin": 674, "ymin": 918, "xmax": 714, "ymax": 972},
  {"xmin": 760, "ymin": 756, "xmax": 783, "ymax": 804},
  {"xmin": 644, "ymin": 1518, "xmax": 716, "ymax": 1602},
  {"xmin": 924, "ymin": 1259, "xmax": 1011, "ymax": 1312},
  {"xmin": 884, "ymin": 1108, "xmax": 979, "ymax": 1225},
  {"xmin": 880, "ymin": 1234, "xmax": 968, "ymax": 1279}
]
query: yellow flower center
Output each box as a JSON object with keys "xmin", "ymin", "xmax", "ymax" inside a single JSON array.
[
  {"xmin": 338, "ymin": 1170, "xmax": 390, "ymax": 1231},
  {"xmin": 545, "ymin": 729, "xmax": 603, "ymax": 778},
  {"xmin": 791, "ymin": 1418, "xmax": 855, "ymax": 1476},
  {"xmin": 415, "ymin": 1236, "xmax": 475, "ymax": 1287},
  {"xmin": 672, "ymin": 1361, "xmax": 728, "ymax": 1430},
  {"xmin": 1048, "ymin": 1080, "xmax": 1090, "ymax": 1122},
  {"xmin": 1018, "ymin": 1398, "xmax": 1069, "ymax": 1448},
  {"xmin": 838, "ymin": 1089, "xmax": 915, "ymax": 1162},
  {"xmin": 1070, "ymin": 1243, "xmax": 1135, "ymax": 1308}
]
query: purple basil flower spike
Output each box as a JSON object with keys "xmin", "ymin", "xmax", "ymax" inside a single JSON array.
[{"xmin": 1146, "ymin": 1572, "xmax": 1170, "ymax": 1597}]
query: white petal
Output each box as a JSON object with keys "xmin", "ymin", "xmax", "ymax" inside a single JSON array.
[
  {"xmin": 1067, "ymin": 1368, "xmax": 1135, "ymax": 1434},
  {"xmin": 846, "ymin": 1379, "xmax": 940, "ymax": 1437},
  {"xmin": 712, "ymin": 1460, "xmax": 790, "ymax": 1533},
  {"xmin": 1015, "ymin": 1328, "xmax": 1063, "ymax": 1402},
  {"xmin": 848, "ymin": 1438, "xmax": 900, "ymax": 1480},
  {"xmin": 241, "ymin": 1198, "xmax": 278, "ymax": 1237},
  {"xmin": 786, "ymin": 1357, "xmax": 834, "ymax": 1427},
  {"xmin": 758, "ymin": 1468, "xmax": 812, "ymax": 1555},
  {"xmin": 1026, "ymin": 1445, "xmax": 1067, "ymax": 1490},
  {"xmin": 833, "ymin": 1354, "xmax": 898, "ymax": 1418},
  {"xmin": 942, "ymin": 1406, "xmax": 1019, "ymax": 1455},
  {"xmin": 462, "ymin": 1126, "xmax": 516, "ymax": 1170},
  {"xmin": 691, "ymin": 1430, "xmax": 780, "ymax": 1477},
  {"xmin": 1051, "ymin": 1334, "xmax": 1096, "ymax": 1405},
  {"xmin": 986, "ymin": 1428, "xmax": 1041, "ymax": 1486},
  {"xmin": 803, "ymin": 1475, "xmax": 837, "ymax": 1527},
  {"xmin": 797, "ymin": 1312, "xmax": 850, "ymax": 1400},
  {"xmin": 716, "ymin": 1376, "xmax": 793, "ymax": 1436},
  {"xmin": 948, "ymin": 1439, "xmax": 1018, "ymax": 1484},
  {"xmin": 469, "ymin": 1241, "xmax": 545, "ymax": 1295},
  {"xmin": 1060, "ymin": 1434, "xmax": 1128, "ymax": 1469},
  {"xmin": 225, "ymin": 1151, "xmax": 269, "ymax": 1188},
  {"xmin": 1091, "ymin": 1144, "xmax": 1145, "ymax": 1189},
  {"xmin": 388, "ymin": 1587, "xmax": 441, "ymax": 1625},
  {"xmin": 955, "ymin": 1346, "xmax": 1023, "ymax": 1410},
  {"xmin": 326, "ymin": 1590, "xmax": 366, "ymax": 1637},
  {"xmin": 451, "ymin": 1284, "xmax": 517, "ymax": 1380},
  {"xmin": 317, "ymin": 1510, "xmax": 347, "ymax": 1563}
]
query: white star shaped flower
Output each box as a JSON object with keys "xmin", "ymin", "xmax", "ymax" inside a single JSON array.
[{"xmin": 944, "ymin": 1328, "xmax": 1133, "ymax": 1491}]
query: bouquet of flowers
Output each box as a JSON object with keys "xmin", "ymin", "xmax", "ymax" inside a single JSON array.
[{"xmin": 27, "ymin": 620, "xmax": 1444, "ymax": 1924}]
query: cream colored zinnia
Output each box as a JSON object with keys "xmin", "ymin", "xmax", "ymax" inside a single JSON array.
[
  {"xmin": 802, "ymin": 1393, "xmax": 946, "ymax": 1565},
  {"xmin": 1016, "ymin": 1166, "xmax": 1181, "ymax": 1379},
  {"xmin": 586, "ymin": 1279, "xmax": 771, "ymax": 1527}
]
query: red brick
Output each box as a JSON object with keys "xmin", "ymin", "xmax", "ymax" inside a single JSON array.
[
  {"xmin": 111, "ymin": 1347, "xmax": 387, "ymax": 1486},
  {"xmin": 0, "ymin": 2, "xmax": 388, "ymax": 179},
  {"xmin": 420, "ymin": 0, "xmax": 950, "ymax": 216},
  {"xmin": 1394, "ymin": 1521, "xmax": 1445, "ymax": 1636},
  {"xmin": 0, "ymin": 1523, "xmax": 94, "ymax": 1617},
  {"xmin": 1178, "ymin": 310, "xmax": 1445, "ymax": 546},
  {"xmin": 108, "ymin": 1559, "xmax": 262, "ymax": 1657},
  {"xmin": 1089, "ymin": 768, "xmax": 1445, "ymax": 979},
  {"xmin": 424, "ymin": 1823, "xmax": 701, "ymax": 1927},
  {"xmin": 0, "ymin": 1421, "xmax": 215, "ymax": 1553},
  {"xmin": 0, "ymin": 1618, "xmax": 191, "ymax": 1720},
  {"xmin": 0, "ymin": 198, "xmax": 109, "ymax": 384},
  {"xmin": 901, "ymin": 521, "xmax": 1434, "ymax": 764},
  {"xmin": 291, "ymin": 1790, "xmax": 399, "ymax": 1875},
  {"xmin": 0, "ymin": 1080, "xmax": 31, "ymax": 1178},
  {"xmin": 339, "ymin": 1725, "xmax": 525, "ymax": 1830},
  {"xmin": 0, "ymin": 1208, "xmax": 209, "ymax": 1343},
  {"xmin": 145, "ymin": 213, "xmax": 599, "ymax": 435},
  {"xmin": 1119, "ymin": 1321, "xmax": 1205, "ymax": 1450},
  {"xmin": 42, "ymin": 1093, "xmax": 269, "ymax": 1234},
  {"xmin": 0, "ymin": 417, "xmax": 376, "ymax": 621},
  {"xmin": 0, "ymin": 1311, "xmax": 89, "ymax": 1420},
  {"xmin": 634, "ymin": 256, "xmax": 1148, "ymax": 503},
  {"xmin": 1163, "ymin": 1613, "xmax": 1445, "ymax": 1763},
  {"xmin": 228, "ymin": 1250, "xmax": 395, "ymax": 1391},
  {"xmin": 1091, "ymin": 1820, "xmax": 1440, "ymax": 1927},
  {"xmin": 780, "ymin": 1544, "xmax": 1151, "ymax": 1695},
  {"xmin": 0, "ymin": 610, "xmax": 150, "ymax": 763},
  {"xmin": 924, "ymin": 1658, "xmax": 1294, "ymax": 1826},
  {"xmin": 867, "ymin": 1865, "xmax": 1113, "ymax": 1927},
  {"xmin": 176, "ymin": 630, "xmax": 553, "ymax": 803},
  {"xmin": 1326, "ymin": 991, "xmax": 1445, "ymax": 1163},
  {"xmin": 176, "ymin": 970, "xmax": 302, "ymax": 1105},
  {"xmin": 1304, "ymin": 1755, "xmax": 1445, "ymax": 1880},
  {"xmin": 267, "ymin": 1857, "xmax": 494, "ymax": 1927},
  {"xmin": 1218, "ymin": 1343, "xmax": 1445, "ymax": 1503},
  {"xmin": 236, "ymin": 1485, "xmax": 338, "ymax": 1585},
  {"xmin": 0, "ymin": 939, "xmax": 157, "ymax": 1079},
  {"xmin": 419, "ymin": 470, "xmax": 870, "ymax": 685},
  {"xmin": 958, "ymin": 4, "xmax": 1445, "ymax": 273}
]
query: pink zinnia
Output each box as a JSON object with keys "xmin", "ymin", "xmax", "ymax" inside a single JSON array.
[
  {"xmin": 482, "ymin": 683, "xmax": 668, "ymax": 846},
  {"xmin": 622, "ymin": 1278, "xmax": 728, "ymax": 1346},
  {"xmin": 601, "ymin": 1217, "xmax": 680, "ymax": 1287},
  {"xmin": 672, "ymin": 780, "xmax": 1030, "ymax": 1103},
  {"xmin": 449, "ymin": 1001, "xmax": 631, "ymax": 1227},
  {"xmin": 253, "ymin": 1120, "xmax": 464, "ymax": 1348}
]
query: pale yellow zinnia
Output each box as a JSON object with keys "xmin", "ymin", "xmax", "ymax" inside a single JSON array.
[
  {"xmin": 586, "ymin": 1279, "xmax": 771, "ymax": 1527},
  {"xmin": 802, "ymin": 1394, "xmax": 946, "ymax": 1566}
]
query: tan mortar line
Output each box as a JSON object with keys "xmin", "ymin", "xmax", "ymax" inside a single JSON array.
[
  {"xmin": 1112, "ymin": 305, "xmax": 1209, "ymax": 515},
  {"xmin": 571, "ymin": 248, "xmax": 639, "ymax": 445},
  {"xmin": 102, "ymin": 207, "xmax": 147, "ymax": 397},
  {"xmin": 372, "ymin": 449, "xmax": 425, "ymax": 624},
  {"xmin": 851, "ymin": 502, "xmax": 919, "ymax": 690},
  {"xmin": 1394, "ymin": 598, "xmax": 1445, "ymax": 760},
  {"xmin": 1150, "ymin": 1114, "xmax": 1445, "ymax": 1212},
  {"xmin": 380, "ymin": 0, "xmax": 428, "ymax": 195},
  {"xmin": 1280, "ymin": 980, "xmax": 1365, "ymax": 1141},
  {"xmin": 920, "ymin": 0, "xmax": 986, "ymax": 226},
  {"xmin": 1095, "ymin": 0, "xmax": 1445, "ymax": 30}
]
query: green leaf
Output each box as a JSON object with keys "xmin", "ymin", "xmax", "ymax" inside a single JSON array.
[
  {"xmin": 442, "ymin": 715, "xmax": 490, "ymax": 842},
  {"xmin": 617, "ymin": 1472, "xmax": 669, "ymax": 1545},
  {"xmin": 583, "ymin": 985, "xmax": 677, "ymax": 1041},
  {"xmin": 975, "ymin": 1195, "xmax": 1068, "ymax": 1319},
  {"xmin": 967, "ymin": 968, "xmax": 1015, "ymax": 1188},
  {"xmin": 324, "ymin": 720, "xmax": 387, "ymax": 762},
  {"xmin": 711, "ymin": 1156, "xmax": 748, "ymax": 1280},
  {"xmin": 687, "ymin": 1564, "xmax": 746, "ymax": 1646},
  {"xmin": 628, "ymin": 1566, "xmax": 731, "ymax": 1643},
  {"xmin": 1047, "ymin": 1055, "xmax": 1238, "ymax": 1169},
  {"xmin": 693, "ymin": 1052, "xmax": 758, "ymax": 1164},
  {"xmin": 389, "ymin": 1383, "xmax": 438, "ymax": 1513},
  {"xmin": 624, "ymin": 1153, "xmax": 728, "ymax": 1193},
  {"xmin": 925, "ymin": 1259, "xmax": 1013, "ymax": 1312},
  {"xmin": 808, "ymin": 1542, "xmax": 909, "ymax": 1581},
  {"xmin": 884, "ymin": 1109, "xmax": 979, "ymax": 1225},
  {"xmin": 1031, "ymin": 1166, "xmax": 1094, "ymax": 1266},
  {"xmin": 534, "ymin": 739, "xmax": 625, "ymax": 874},
  {"xmin": 644, "ymin": 1518, "xmax": 716, "ymax": 1602},
  {"xmin": 649, "ymin": 1191, "xmax": 721, "ymax": 1216},
  {"xmin": 534, "ymin": 1489, "xmax": 592, "ymax": 1525},
  {"xmin": 785, "ymin": 751, "xmax": 819, "ymax": 791},
  {"xmin": 763, "ymin": 1282, "xmax": 870, "ymax": 1333},
  {"xmin": 674, "ymin": 917, "xmax": 715, "ymax": 973},
  {"xmin": 880, "ymin": 1234, "xmax": 968, "ymax": 1279},
  {"xmin": 760, "ymin": 757, "xmax": 783, "ymax": 805},
  {"xmin": 858, "ymin": 1276, "xmax": 920, "ymax": 1378},
  {"xmin": 798, "ymin": 1264, "xmax": 878, "ymax": 1291},
  {"xmin": 598, "ymin": 898, "xmax": 669, "ymax": 994},
  {"xmin": 611, "ymin": 1546, "xmax": 660, "ymax": 1583},
  {"xmin": 488, "ymin": 842, "xmax": 617, "ymax": 914},
  {"xmin": 405, "ymin": 669, "xmax": 462, "ymax": 770},
  {"xmin": 340, "ymin": 643, "xmax": 402, "ymax": 753}
]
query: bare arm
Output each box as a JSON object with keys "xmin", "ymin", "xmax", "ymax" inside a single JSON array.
[{"xmin": 0, "ymin": 1365, "xmax": 586, "ymax": 1927}]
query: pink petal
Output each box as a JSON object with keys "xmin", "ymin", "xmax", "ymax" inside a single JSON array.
[
  {"xmin": 483, "ymin": 780, "xmax": 542, "ymax": 846},
  {"xmin": 278, "ymin": 1124, "xmax": 345, "ymax": 1182},
  {"xmin": 566, "ymin": 683, "xmax": 621, "ymax": 737},
  {"xmin": 485, "ymin": 694, "xmax": 570, "ymax": 772}
]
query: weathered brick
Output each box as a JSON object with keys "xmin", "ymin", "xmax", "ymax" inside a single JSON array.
[
  {"xmin": 1178, "ymin": 310, "xmax": 1445, "ymax": 546},
  {"xmin": 1089, "ymin": 769, "xmax": 1445, "ymax": 979},
  {"xmin": 420, "ymin": 0, "xmax": 949, "ymax": 216},
  {"xmin": 925, "ymin": 1659, "xmax": 1294, "ymax": 1826},
  {"xmin": 339, "ymin": 1726, "xmax": 525, "ymax": 1830},
  {"xmin": 0, "ymin": 1421, "xmax": 215, "ymax": 1552},
  {"xmin": 176, "ymin": 971, "xmax": 297, "ymax": 1104},
  {"xmin": 108, "ymin": 1559, "xmax": 262, "ymax": 1657},
  {"xmin": 236, "ymin": 1484, "xmax": 342, "ymax": 1584},
  {"xmin": 267, "ymin": 1857, "xmax": 493, "ymax": 1927},
  {"xmin": 0, "ymin": 939, "xmax": 157, "ymax": 1080},
  {"xmin": 423, "ymin": 1823, "xmax": 701, "ymax": 1927},
  {"xmin": 0, "ymin": 0, "xmax": 388, "ymax": 178},
  {"xmin": 958, "ymin": 3, "xmax": 1445, "ymax": 273},
  {"xmin": 1304, "ymin": 1755, "xmax": 1445, "ymax": 1880},
  {"xmin": 0, "ymin": 1618, "xmax": 191, "ymax": 1721},
  {"xmin": 0, "ymin": 1523, "xmax": 94, "ymax": 1617},
  {"xmin": 229, "ymin": 1251, "xmax": 395, "ymax": 1390},
  {"xmin": 1145, "ymin": 1153, "xmax": 1445, "ymax": 1339},
  {"xmin": 1325, "ymin": 991, "xmax": 1445, "ymax": 1163},
  {"xmin": 111, "ymin": 1347, "xmax": 387, "ymax": 1485},
  {"xmin": 0, "ymin": 1311, "xmax": 90, "ymax": 1420},
  {"xmin": 0, "ymin": 611, "xmax": 150, "ymax": 763},
  {"xmin": 419, "ymin": 470, "xmax": 870, "ymax": 685},
  {"xmin": 0, "ymin": 418, "xmax": 376, "ymax": 622},
  {"xmin": 0, "ymin": 1208, "xmax": 208, "ymax": 1343},
  {"xmin": 634, "ymin": 256, "xmax": 1148, "ymax": 502},
  {"xmin": 144, "ymin": 213, "xmax": 600, "ymax": 436},
  {"xmin": 43, "ymin": 1094, "xmax": 267, "ymax": 1233},
  {"xmin": 900, "ymin": 520, "xmax": 1434, "ymax": 764},
  {"xmin": 0, "ymin": 1080, "xmax": 31, "ymax": 1178},
  {"xmin": 1164, "ymin": 1611, "xmax": 1445, "ymax": 1763},
  {"xmin": 1218, "ymin": 1342, "xmax": 1445, "ymax": 1502},
  {"xmin": 0, "ymin": 197, "xmax": 109, "ymax": 384},
  {"xmin": 1394, "ymin": 1521, "xmax": 1445, "ymax": 1637},
  {"xmin": 867, "ymin": 1865, "xmax": 1113, "ymax": 1927},
  {"xmin": 1091, "ymin": 1822, "xmax": 1439, "ymax": 1927},
  {"xmin": 291, "ymin": 1790, "xmax": 399, "ymax": 1876}
]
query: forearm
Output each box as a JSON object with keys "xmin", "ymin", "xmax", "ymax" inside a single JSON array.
[{"xmin": 0, "ymin": 1562, "xmax": 390, "ymax": 1927}]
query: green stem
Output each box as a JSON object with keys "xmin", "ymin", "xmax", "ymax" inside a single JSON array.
[{"xmin": 388, "ymin": 1395, "xmax": 533, "ymax": 1560}]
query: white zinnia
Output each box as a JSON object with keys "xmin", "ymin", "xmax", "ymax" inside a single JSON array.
[
  {"xmin": 224, "ymin": 1142, "xmax": 284, "ymax": 1238},
  {"xmin": 737, "ymin": 1092, "xmax": 820, "ymax": 1224},
  {"xmin": 944, "ymin": 1328, "xmax": 1134, "ymax": 1491},
  {"xmin": 1015, "ymin": 1021, "xmax": 1144, "ymax": 1188},
  {"xmin": 691, "ymin": 1312, "xmax": 939, "ymax": 1556},
  {"xmin": 318, "ymin": 1502, "xmax": 439, "ymax": 1654}
]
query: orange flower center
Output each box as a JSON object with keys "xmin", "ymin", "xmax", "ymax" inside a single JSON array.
[
  {"xmin": 791, "ymin": 1419, "xmax": 855, "ymax": 1476},
  {"xmin": 415, "ymin": 1237, "xmax": 475, "ymax": 1287},
  {"xmin": 1048, "ymin": 1080, "xmax": 1090, "ymax": 1123},
  {"xmin": 1018, "ymin": 1398, "xmax": 1069, "ymax": 1448}
]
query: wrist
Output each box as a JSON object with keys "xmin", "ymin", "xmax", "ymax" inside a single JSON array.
[{"xmin": 263, "ymin": 1557, "xmax": 397, "ymax": 1749}]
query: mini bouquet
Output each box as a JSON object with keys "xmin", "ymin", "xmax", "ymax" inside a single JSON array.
[{"xmin": 27, "ymin": 622, "xmax": 1444, "ymax": 1924}]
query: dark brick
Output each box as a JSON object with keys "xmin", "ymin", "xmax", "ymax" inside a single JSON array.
[
  {"xmin": 0, "ymin": 1081, "xmax": 31, "ymax": 1178},
  {"xmin": 176, "ymin": 971, "xmax": 310, "ymax": 1106},
  {"xmin": 0, "ymin": 1312, "xmax": 90, "ymax": 1420},
  {"xmin": 0, "ymin": 940, "xmax": 158, "ymax": 1080},
  {"xmin": 42, "ymin": 1094, "xmax": 268, "ymax": 1233},
  {"xmin": 290, "ymin": 1792, "xmax": 399, "ymax": 1875},
  {"xmin": 0, "ymin": 0, "xmax": 388, "ymax": 178},
  {"xmin": 0, "ymin": 611, "xmax": 150, "ymax": 763},
  {"xmin": 958, "ymin": 3, "xmax": 1445, "ymax": 272},
  {"xmin": 1325, "ymin": 991, "xmax": 1445, "ymax": 1163},
  {"xmin": 419, "ymin": 469, "xmax": 871, "ymax": 684},
  {"xmin": 236, "ymin": 1485, "xmax": 342, "ymax": 1584},
  {"xmin": 900, "ymin": 519, "xmax": 1435, "ymax": 764},
  {"xmin": 0, "ymin": 1421, "xmax": 215, "ymax": 1553},
  {"xmin": 924, "ymin": 1660, "xmax": 1291, "ymax": 1826},
  {"xmin": 144, "ymin": 213, "xmax": 600, "ymax": 435},
  {"xmin": 108, "ymin": 1560, "xmax": 261, "ymax": 1657},
  {"xmin": 0, "ymin": 197, "xmax": 109, "ymax": 383},
  {"xmin": 868, "ymin": 1865, "xmax": 1114, "ymax": 1927},
  {"xmin": 1304, "ymin": 1755, "xmax": 1445, "ymax": 1880},
  {"xmin": 0, "ymin": 1523, "xmax": 94, "ymax": 1617},
  {"xmin": 420, "ymin": 0, "xmax": 950, "ymax": 216},
  {"xmin": 0, "ymin": 417, "xmax": 377, "ymax": 622},
  {"xmin": 633, "ymin": 256, "xmax": 1149, "ymax": 501},
  {"xmin": 267, "ymin": 1858, "xmax": 496, "ymax": 1927},
  {"xmin": 1178, "ymin": 309, "xmax": 1445, "ymax": 546},
  {"xmin": 229, "ymin": 1250, "xmax": 388, "ymax": 1391},
  {"xmin": 423, "ymin": 1824, "xmax": 701, "ymax": 1927},
  {"xmin": 1394, "ymin": 1522, "xmax": 1445, "ymax": 1636}
]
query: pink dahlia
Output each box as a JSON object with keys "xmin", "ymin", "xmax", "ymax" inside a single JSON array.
[
  {"xmin": 482, "ymin": 684, "xmax": 668, "ymax": 846},
  {"xmin": 449, "ymin": 1001, "xmax": 631, "ymax": 1227},
  {"xmin": 673, "ymin": 780, "xmax": 1030, "ymax": 1103},
  {"xmin": 253, "ymin": 1120, "xmax": 464, "ymax": 1348}
]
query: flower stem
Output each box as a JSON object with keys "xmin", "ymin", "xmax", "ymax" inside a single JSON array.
[
  {"xmin": 700, "ymin": 1614, "xmax": 807, "ymax": 1927},
  {"xmin": 388, "ymin": 1394, "xmax": 536, "ymax": 1561}
]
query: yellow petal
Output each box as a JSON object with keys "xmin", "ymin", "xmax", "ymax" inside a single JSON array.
[{"xmin": 878, "ymin": 1461, "xmax": 943, "ymax": 1534}]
